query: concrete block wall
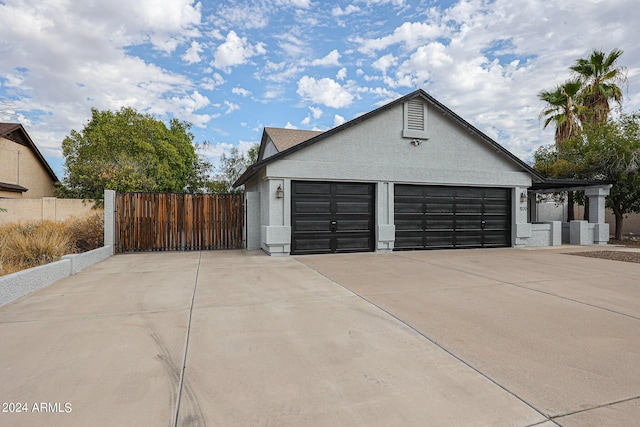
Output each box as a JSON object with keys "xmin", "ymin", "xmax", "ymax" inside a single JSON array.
[{"xmin": 0, "ymin": 198, "xmax": 98, "ymax": 224}]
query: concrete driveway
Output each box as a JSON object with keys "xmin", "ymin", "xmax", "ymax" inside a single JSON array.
[{"xmin": 0, "ymin": 247, "xmax": 639, "ymax": 426}]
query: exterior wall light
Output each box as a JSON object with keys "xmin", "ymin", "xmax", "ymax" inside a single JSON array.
[
  {"xmin": 276, "ymin": 184, "xmax": 284, "ymax": 198},
  {"xmin": 520, "ymin": 191, "xmax": 527, "ymax": 203},
  {"xmin": 410, "ymin": 139, "xmax": 422, "ymax": 146}
]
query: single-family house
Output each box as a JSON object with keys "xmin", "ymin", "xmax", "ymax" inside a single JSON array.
[
  {"xmin": 235, "ymin": 90, "xmax": 611, "ymax": 255},
  {"xmin": 0, "ymin": 123, "xmax": 59, "ymax": 198}
]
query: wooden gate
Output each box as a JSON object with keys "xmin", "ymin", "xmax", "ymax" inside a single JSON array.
[{"xmin": 115, "ymin": 192, "xmax": 244, "ymax": 253}]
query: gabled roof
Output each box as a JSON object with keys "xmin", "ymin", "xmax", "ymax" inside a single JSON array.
[
  {"xmin": 264, "ymin": 127, "xmax": 323, "ymax": 153},
  {"xmin": 0, "ymin": 123, "xmax": 59, "ymax": 183},
  {"xmin": 234, "ymin": 89, "xmax": 545, "ymax": 187}
]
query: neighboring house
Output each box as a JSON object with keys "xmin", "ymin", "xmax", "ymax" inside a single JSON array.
[
  {"xmin": 0, "ymin": 123, "xmax": 59, "ymax": 198},
  {"xmin": 235, "ymin": 89, "xmax": 611, "ymax": 255}
]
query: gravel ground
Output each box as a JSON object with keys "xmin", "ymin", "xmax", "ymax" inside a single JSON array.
[{"xmin": 568, "ymin": 239, "xmax": 640, "ymax": 264}]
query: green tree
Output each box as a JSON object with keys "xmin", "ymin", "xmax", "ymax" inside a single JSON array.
[
  {"xmin": 570, "ymin": 48, "xmax": 627, "ymax": 126},
  {"xmin": 62, "ymin": 107, "xmax": 211, "ymax": 200},
  {"xmin": 207, "ymin": 144, "xmax": 259, "ymax": 193},
  {"xmin": 536, "ymin": 113, "xmax": 640, "ymax": 239}
]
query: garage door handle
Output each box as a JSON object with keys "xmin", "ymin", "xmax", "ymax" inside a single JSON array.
[
  {"xmin": 331, "ymin": 221, "xmax": 337, "ymax": 231},
  {"xmin": 481, "ymin": 220, "xmax": 486, "ymax": 229}
]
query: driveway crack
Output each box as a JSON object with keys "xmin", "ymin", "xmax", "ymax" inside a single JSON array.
[{"xmin": 172, "ymin": 250, "xmax": 206, "ymax": 427}]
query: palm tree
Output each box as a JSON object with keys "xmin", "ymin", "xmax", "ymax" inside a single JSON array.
[
  {"xmin": 538, "ymin": 80, "xmax": 582, "ymax": 150},
  {"xmin": 538, "ymin": 80, "xmax": 583, "ymax": 220},
  {"xmin": 570, "ymin": 48, "xmax": 627, "ymax": 126}
]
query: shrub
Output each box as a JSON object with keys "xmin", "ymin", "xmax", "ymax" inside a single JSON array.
[
  {"xmin": 0, "ymin": 221, "xmax": 72, "ymax": 275},
  {"xmin": 65, "ymin": 212, "xmax": 104, "ymax": 253},
  {"xmin": 0, "ymin": 212, "xmax": 104, "ymax": 276}
]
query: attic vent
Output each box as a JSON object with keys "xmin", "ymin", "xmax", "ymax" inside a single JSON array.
[
  {"xmin": 403, "ymin": 99, "xmax": 429, "ymax": 139},
  {"xmin": 406, "ymin": 99, "xmax": 424, "ymax": 131}
]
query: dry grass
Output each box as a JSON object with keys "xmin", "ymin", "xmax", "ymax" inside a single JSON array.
[{"xmin": 0, "ymin": 212, "xmax": 104, "ymax": 276}]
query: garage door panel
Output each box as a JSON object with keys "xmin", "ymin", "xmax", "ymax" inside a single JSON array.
[
  {"xmin": 292, "ymin": 181, "xmax": 374, "ymax": 255},
  {"xmin": 396, "ymin": 218, "xmax": 423, "ymax": 231},
  {"xmin": 424, "ymin": 186, "xmax": 455, "ymax": 197},
  {"xmin": 484, "ymin": 188, "xmax": 510, "ymax": 199},
  {"xmin": 483, "ymin": 231, "xmax": 510, "ymax": 246},
  {"xmin": 455, "ymin": 218, "xmax": 482, "ymax": 230},
  {"xmin": 395, "ymin": 202, "xmax": 424, "ymax": 214},
  {"xmin": 293, "ymin": 201, "xmax": 331, "ymax": 214},
  {"xmin": 395, "ymin": 184, "xmax": 511, "ymax": 250},
  {"xmin": 294, "ymin": 220, "xmax": 331, "ymax": 232},
  {"xmin": 336, "ymin": 220, "xmax": 371, "ymax": 231},
  {"xmin": 336, "ymin": 236, "xmax": 373, "ymax": 251},
  {"xmin": 456, "ymin": 187, "xmax": 484, "ymax": 198},
  {"xmin": 294, "ymin": 182, "xmax": 331, "ymax": 195},
  {"xmin": 456, "ymin": 201, "xmax": 483, "ymax": 213},
  {"xmin": 484, "ymin": 203, "xmax": 510, "ymax": 214},
  {"xmin": 424, "ymin": 199, "xmax": 454, "ymax": 213},
  {"xmin": 294, "ymin": 237, "xmax": 332, "ymax": 253},
  {"xmin": 335, "ymin": 183, "xmax": 373, "ymax": 196},
  {"xmin": 425, "ymin": 232, "xmax": 455, "ymax": 247},
  {"xmin": 425, "ymin": 216, "xmax": 454, "ymax": 230},
  {"xmin": 336, "ymin": 201, "xmax": 371, "ymax": 214},
  {"xmin": 454, "ymin": 231, "xmax": 483, "ymax": 246},
  {"xmin": 395, "ymin": 185, "xmax": 423, "ymax": 197},
  {"xmin": 395, "ymin": 234, "xmax": 424, "ymax": 248}
]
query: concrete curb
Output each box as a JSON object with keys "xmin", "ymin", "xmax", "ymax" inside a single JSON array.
[{"xmin": 0, "ymin": 245, "xmax": 113, "ymax": 307}]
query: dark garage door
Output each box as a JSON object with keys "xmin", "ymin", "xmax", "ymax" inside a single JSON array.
[
  {"xmin": 394, "ymin": 185, "xmax": 511, "ymax": 250},
  {"xmin": 291, "ymin": 181, "xmax": 375, "ymax": 255}
]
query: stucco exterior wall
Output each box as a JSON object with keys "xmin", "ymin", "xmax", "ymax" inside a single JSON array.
[
  {"xmin": 0, "ymin": 136, "xmax": 56, "ymax": 198},
  {"xmin": 0, "ymin": 198, "xmax": 98, "ymax": 224},
  {"xmin": 267, "ymin": 103, "xmax": 532, "ymax": 187},
  {"xmin": 247, "ymin": 101, "xmax": 535, "ymax": 255}
]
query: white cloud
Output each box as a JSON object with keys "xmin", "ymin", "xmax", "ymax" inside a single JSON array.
[
  {"xmin": 332, "ymin": 5, "xmax": 361, "ymax": 16},
  {"xmin": 372, "ymin": 53, "xmax": 398, "ymax": 74},
  {"xmin": 232, "ymin": 87, "xmax": 252, "ymax": 97},
  {"xmin": 333, "ymin": 114, "xmax": 346, "ymax": 127},
  {"xmin": 284, "ymin": 121, "xmax": 298, "ymax": 129},
  {"xmin": 336, "ymin": 67, "xmax": 347, "ymax": 80},
  {"xmin": 297, "ymin": 76, "xmax": 354, "ymax": 108},
  {"xmin": 201, "ymin": 73, "xmax": 226, "ymax": 90},
  {"xmin": 309, "ymin": 106, "xmax": 323, "ymax": 119},
  {"xmin": 280, "ymin": 0, "xmax": 312, "ymax": 8},
  {"xmin": 355, "ymin": 20, "xmax": 446, "ymax": 55},
  {"xmin": 212, "ymin": 31, "xmax": 266, "ymax": 73},
  {"xmin": 182, "ymin": 40, "xmax": 203, "ymax": 64},
  {"xmin": 214, "ymin": 4, "xmax": 270, "ymax": 30},
  {"xmin": 224, "ymin": 100, "xmax": 240, "ymax": 114},
  {"xmin": 311, "ymin": 49, "xmax": 341, "ymax": 66}
]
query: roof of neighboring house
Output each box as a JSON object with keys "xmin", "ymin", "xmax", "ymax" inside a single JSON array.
[
  {"xmin": 0, "ymin": 182, "xmax": 28, "ymax": 193},
  {"xmin": 265, "ymin": 127, "xmax": 324, "ymax": 152},
  {"xmin": 234, "ymin": 89, "xmax": 546, "ymax": 187},
  {"xmin": 0, "ymin": 123, "xmax": 59, "ymax": 183}
]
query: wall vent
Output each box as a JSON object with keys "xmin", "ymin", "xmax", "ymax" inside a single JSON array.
[
  {"xmin": 406, "ymin": 99, "xmax": 424, "ymax": 131},
  {"xmin": 403, "ymin": 98, "xmax": 428, "ymax": 139}
]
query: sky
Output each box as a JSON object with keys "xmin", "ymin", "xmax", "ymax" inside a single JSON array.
[{"xmin": 1, "ymin": 0, "xmax": 639, "ymax": 181}]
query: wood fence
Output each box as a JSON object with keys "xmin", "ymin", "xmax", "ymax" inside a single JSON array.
[{"xmin": 115, "ymin": 192, "xmax": 244, "ymax": 252}]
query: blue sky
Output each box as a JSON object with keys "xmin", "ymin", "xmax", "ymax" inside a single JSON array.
[{"xmin": 1, "ymin": 0, "xmax": 638, "ymax": 181}]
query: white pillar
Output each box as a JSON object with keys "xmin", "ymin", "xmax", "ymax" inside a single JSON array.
[
  {"xmin": 584, "ymin": 186, "xmax": 610, "ymax": 224},
  {"xmin": 104, "ymin": 189, "xmax": 116, "ymax": 255}
]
